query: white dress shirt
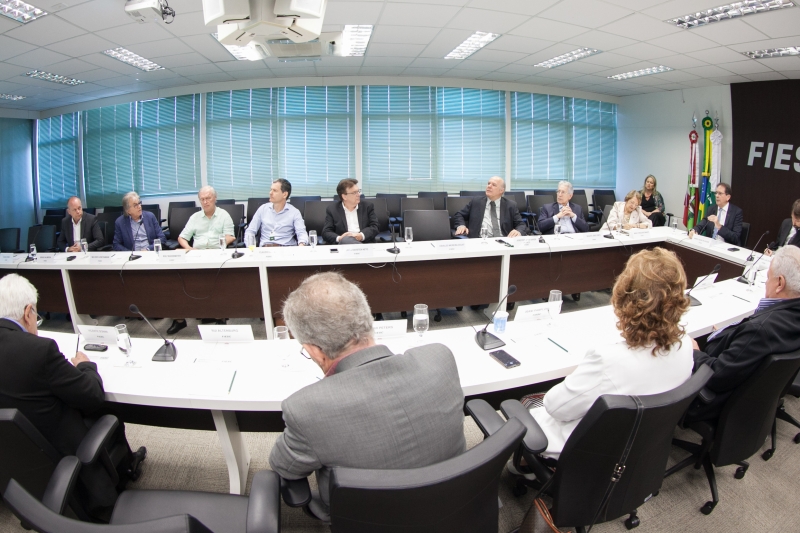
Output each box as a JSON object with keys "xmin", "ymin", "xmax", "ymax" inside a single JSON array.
[
  {"xmin": 339, "ymin": 204, "xmax": 364, "ymax": 242},
  {"xmin": 71, "ymin": 218, "xmax": 81, "ymax": 245},
  {"xmin": 481, "ymin": 199, "xmax": 502, "ymax": 237}
]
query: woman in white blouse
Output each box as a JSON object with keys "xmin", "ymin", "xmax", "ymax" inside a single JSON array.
[
  {"xmin": 606, "ymin": 190, "xmax": 653, "ymax": 231},
  {"xmin": 527, "ymin": 247, "xmax": 693, "ymax": 459}
]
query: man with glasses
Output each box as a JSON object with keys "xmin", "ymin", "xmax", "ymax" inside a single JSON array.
[
  {"xmin": 689, "ymin": 183, "xmax": 743, "ymax": 246},
  {"xmin": 113, "ymin": 191, "xmax": 167, "ymax": 252},
  {"xmin": 0, "ymin": 274, "xmax": 146, "ymax": 520},
  {"xmin": 322, "ymin": 179, "xmax": 379, "ymax": 244},
  {"xmin": 57, "ymin": 196, "xmax": 104, "ymax": 252}
]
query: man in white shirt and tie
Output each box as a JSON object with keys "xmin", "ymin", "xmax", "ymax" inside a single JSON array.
[{"xmin": 689, "ymin": 182, "xmax": 744, "ymax": 246}]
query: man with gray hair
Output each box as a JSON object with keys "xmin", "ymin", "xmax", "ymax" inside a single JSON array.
[
  {"xmin": 537, "ymin": 180, "xmax": 589, "ymax": 235},
  {"xmin": 687, "ymin": 245, "xmax": 800, "ymax": 422},
  {"xmin": 453, "ymin": 176, "xmax": 526, "ymax": 238},
  {"xmin": 178, "ymin": 185, "xmax": 235, "ymax": 250},
  {"xmin": 269, "ymin": 272, "xmax": 466, "ymax": 523}
]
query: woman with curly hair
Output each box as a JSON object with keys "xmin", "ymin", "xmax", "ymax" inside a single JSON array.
[{"xmin": 524, "ymin": 247, "xmax": 693, "ymax": 459}]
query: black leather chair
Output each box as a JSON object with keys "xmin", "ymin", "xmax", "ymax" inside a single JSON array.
[
  {"xmin": 95, "ymin": 212, "xmax": 121, "ymax": 251},
  {"xmin": 766, "ymin": 369, "xmax": 800, "ymax": 458},
  {"xmin": 533, "ymin": 189, "xmax": 557, "ymax": 196},
  {"xmin": 569, "ymin": 191, "xmax": 598, "ymax": 230},
  {"xmin": 459, "ymin": 190, "xmax": 484, "ymax": 197},
  {"xmin": 665, "ymin": 351, "xmax": 800, "ymax": 515},
  {"xmin": 592, "ymin": 192, "xmax": 616, "ymax": 220},
  {"xmin": 287, "ymin": 196, "xmax": 321, "ymax": 217},
  {"xmin": 142, "ymin": 204, "xmax": 162, "ymax": 224},
  {"xmin": 216, "ymin": 199, "xmax": 236, "ymax": 205},
  {"xmin": 375, "ymin": 193, "xmax": 406, "ymax": 231},
  {"xmin": 103, "ymin": 206, "xmax": 124, "ymax": 213},
  {"xmin": 417, "ymin": 191, "xmax": 447, "ymax": 210},
  {"xmin": 165, "ymin": 207, "xmax": 201, "ymax": 250},
  {"xmin": 246, "ymin": 198, "xmax": 269, "ymax": 225},
  {"xmin": 399, "ymin": 197, "xmax": 434, "ymax": 230},
  {"xmin": 83, "ymin": 208, "xmax": 97, "ymax": 215},
  {"xmin": 0, "ymin": 227, "xmax": 23, "ymax": 253},
  {"xmin": 44, "ymin": 209, "xmax": 66, "ymax": 217},
  {"xmin": 739, "ymin": 222, "xmax": 750, "ymax": 248},
  {"xmin": 526, "ymin": 195, "xmax": 554, "ymax": 234},
  {"xmin": 217, "ymin": 203, "xmax": 246, "ymax": 247},
  {"xmin": 402, "ymin": 210, "xmax": 452, "ymax": 242},
  {"xmin": 27, "ymin": 225, "xmax": 58, "ymax": 253},
  {"xmin": 41, "ymin": 215, "xmax": 63, "ymax": 230},
  {"xmin": 280, "ymin": 417, "xmax": 525, "ymax": 533},
  {"xmin": 469, "ymin": 365, "xmax": 713, "ymax": 532},
  {"xmin": 361, "ymin": 197, "xmax": 396, "ymax": 242},
  {"xmin": 303, "ymin": 200, "xmax": 334, "ymax": 244},
  {"xmin": 165, "ymin": 201, "xmax": 197, "ymax": 239},
  {"xmin": 445, "ymin": 196, "xmax": 471, "ymax": 223}
]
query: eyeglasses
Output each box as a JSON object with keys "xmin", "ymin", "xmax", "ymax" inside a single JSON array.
[
  {"xmin": 343, "ymin": 189, "xmax": 362, "ymax": 196},
  {"xmin": 132, "ymin": 201, "xmax": 143, "ymax": 207},
  {"xmin": 32, "ymin": 307, "xmax": 43, "ymax": 327},
  {"xmin": 299, "ymin": 347, "xmax": 311, "ymax": 360}
]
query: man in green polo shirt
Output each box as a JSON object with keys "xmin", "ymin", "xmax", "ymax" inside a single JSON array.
[{"xmin": 178, "ymin": 186, "xmax": 235, "ymax": 250}]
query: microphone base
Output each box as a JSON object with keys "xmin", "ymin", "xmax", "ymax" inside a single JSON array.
[
  {"xmin": 386, "ymin": 246, "xmax": 400, "ymax": 254},
  {"xmin": 129, "ymin": 254, "xmax": 141, "ymax": 261},
  {"xmin": 736, "ymin": 276, "xmax": 754, "ymax": 285},
  {"xmin": 603, "ymin": 233, "xmax": 614, "ymax": 239},
  {"xmin": 475, "ymin": 330, "xmax": 506, "ymax": 351},
  {"xmin": 688, "ymin": 294, "xmax": 703, "ymax": 307},
  {"xmin": 152, "ymin": 342, "xmax": 178, "ymax": 362},
  {"xmin": 231, "ymin": 251, "xmax": 244, "ymax": 258}
]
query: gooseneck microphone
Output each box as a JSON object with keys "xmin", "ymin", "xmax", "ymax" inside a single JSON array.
[
  {"xmin": 738, "ymin": 252, "xmax": 768, "ymax": 285},
  {"xmin": 475, "ymin": 285, "xmax": 517, "ymax": 350},
  {"xmin": 746, "ymin": 230, "xmax": 769, "ymax": 262},
  {"xmin": 129, "ymin": 304, "xmax": 178, "ymax": 361},
  {"xmin": 387, "ymin": 208, "xmax": 400, "ymax": 254},
  {"xmin": 129, "ymin": 219, "xmax": 143, "ymax": 261},
  {"xmin": 686, "ymin": 264, "xmax": 721, "ymax": 307},
  {"xmin": 231, "ymin": 215, "xmax": 245, "ymax": 259}
]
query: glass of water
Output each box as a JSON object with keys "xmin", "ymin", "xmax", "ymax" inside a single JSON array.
[
  {"xmin": 413, "ymin": 304, "xmax": 429, "ymax": 338},
  {"xmin": 274, "ymin": 326, "xmax": 290, "ymax": 367},
  {"xmin": 480, "ymin": 227, "xmax": 489, "ymax": 243},
  {"xmin": 245, "ymin": 234, "xmax": 256, "ymax": 252},
  {"xmin": 405, "ymin": 227, "xmax": 413, "ymax": 247},
  {"xmin": 116, "ymin": 324, "xmax": 134, "ymax": 366},
  {"xmin": 80, "ymin": 238, "xmax": 88, "ymax": 254},
  {"xmin": 308, "ymin": 230, "xmax": 317, "ymax": 248},
  {"xmin": 153, "ymin": 239, "xmax": 162, "ymax": 255},
  {"xmin": 671, "ymin": 220, "xmax": 679, "ymax": 232},
  {"xmin": 219, "ymin": 235, "xmax": 226, "ymax": 253},
  {"xmin": 548, "ymin": 290, "xmax": 562, "ymax": 322},
  {"xmin": 554, "ymin": 224, "xmax": 562, "ymax": 239},
  {"xmin": 29, "ymin": 244, "xmax": 37, "ymax": 261}
]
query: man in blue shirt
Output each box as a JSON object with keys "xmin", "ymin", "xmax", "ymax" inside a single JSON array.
[{"xmin": 245, "ymin": 179, "xmax": 309, "ymax": 247}]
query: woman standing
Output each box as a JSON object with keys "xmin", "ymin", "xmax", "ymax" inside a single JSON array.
[{"xmin": 640, "ymin": 175, "xmax": 666, "ymax": 227}]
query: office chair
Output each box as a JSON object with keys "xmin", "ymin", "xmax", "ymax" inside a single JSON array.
[
  {"xmin": 41, "ymin": 215, "xmax": 62, "ymax": 230},
  {"xmin": 246, "ymin": 198, "xmax": 269, "ymax": 225},
  {"xmin": 361, "ymin": 198, "xmax": 396, "ymax": 242},
  {"xmin": 417, "ymin": 191, "xmax": 447, "ymax": 210},
  {"xmin": 445, "ymin": 196, "xmax": 472, "ymax": 237},
  {"xmin": 165, "ymin": 207, "xmax": 201, "ymax": 250},
  {"xmin": 532, "ymin": 189, "xmax": 557, "ymax": 196},
  {"xmin": 102, "ymin": 206, "xmax": 124, "ymax": 213},
  {"xmin": 217, "ymin": 203, "xmax": 246, "ymax": 247},
  {"xmin": 44, "ymin": 209, "xmax": 66, "ymax": 217},
  {"xmin": 762, "ymin": 368, "xmax": 800, "ymax": 461},
  {"xmin": 83, "ymin": 208, "xmax": 97, "ymax": 215},
  {"xmin": 27, "ymin": 226, "xmax": 58, "ymax": 253},
  {"xmin": 164, "ymin": 202, "xmax": 197, "ymax": 239},
  {"xmin": 739, "ymin": 222, "xmax": 751, "ymax": 248},
  {"xmin": 469, "ymin": 365, "xmax": 713, "ymax": 532},
  {"xmin": 0, "ymin": 227, "xmax": 23, "ymax": 253},
  {"xmin": 141, "ymin": 204, "xmax": 162, "ymax": 224},
  {"xmin": 399, "ymin": 197, "xmax": 434, "ymax": 230},
  {"xmin": 279, "ymin": 418, "xmax": 525, "ymax": 533},
  {"xmin": 526, "ymin": 195, "xmax": 554, "ymax": 234},
  {"xmin": 216, "ymin": 199, "xmax": 236, "ymax": 205},
  {"xmin": 95, "ymin": 212, "xmax": 121, "ymax": 251},
  {"xmin": 375, "ymin": 193, "xmax": 406, "ymax": 231},
  {"xmin": 459, "ymin": 190, "xmax": 484, "ymax": 197},
  {"xmin": 665, "ymin": 350, "xmax": 800, "ymax": 514},
  {"xmin": 287, "ymin": 196, "xmax": 321, "ymax": 217},
  {"xmin": 569, "ymin": 192, "xmax": 598, "ymax": 231},
  {"xmin": 302, "ymin": 201, "xmax": 334, "ymax": 244}
]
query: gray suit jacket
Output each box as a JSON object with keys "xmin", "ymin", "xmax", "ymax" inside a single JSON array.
[{"xmin": 269, "ymin": 343, "xmax": 466, "ymax": 514}]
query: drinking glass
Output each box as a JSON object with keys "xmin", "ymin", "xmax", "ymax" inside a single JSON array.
[
  {"xmin": 308, "ymin": 230, "xmax": 317, "ymax": 248},
  {"xmin": 153, "ymin": 240, "xmax": 162, "ymax": 255},
  {"xmin": 116, "ymin": 324, "xmax": 135, "ymax": 366},
  {"xmin": 554, "ymin": 224, "xmax": 562, "ymax": 239},
  {"xmin": 29, "ymin": 244, "xmax": 37, "ymax": 261},
  {"xmin": 548, "ymin": 290, "xmax": 563, "ymax": 322},
  {"xmin": 245, "ymin": 234, "xmax": 256, "ymax": 252},
  {"xmin": 480, "ymin": 227, "xmax": 489, "ymax": 243},
  {"xmin": 274, "ymin": 326, "xmax": 290, "ymax": 367},
  {"xmin": 405, "ymin": 227, "xmax": 413, "ymax": 247},
  {"xmin": 671, "ymin": 220, "xmax": 678, "ymax": 233},
  {"xmin": 80, "ymin": 238, "xmax": 88, "ymax": 254},
  {"xmin": 219, "ymin": 235, "xmax": 226, "ymax": 253},
  {"xmin": 413, "ymin": 304, "xmax": 429, "ymax": 338}
]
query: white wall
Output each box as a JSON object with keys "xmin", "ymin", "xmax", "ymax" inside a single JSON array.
[{"xmin": 616, "ymin": 86, "xmax": 733, "ymax": 229}]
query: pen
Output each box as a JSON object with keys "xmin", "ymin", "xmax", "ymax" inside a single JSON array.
[
  {"xmin": 430, "ymin": 242, "xmax": 435, "ymax": 248},
  {"xmin": 75, "ymin": 334, "xmax": 81, "ymax": 354},
  {"xmin": 495, "ymin": 239, "xmax": 514, "ymax": 247},
  {"xmin": 228, "ymin": 371, "xmax": 237, "ymax": 394},
  {"xmin": 732, "ymin": 294, "xmax": 752, "ymax": 303},
  {"xmin": 547, "ymin": 338, "xmax": 568, "ymax": 352}
]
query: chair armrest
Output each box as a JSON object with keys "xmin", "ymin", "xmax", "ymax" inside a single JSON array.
[
  {"xmin": 697, "ymin": 387, "xmax": 716, "ymax": 404},
  {"xmin": 279, "ymin": 477, "xmax": 311, "ymax": 508},
  {"xmin": 247, "ymin": 470, "xmax": 281, "ymax": 533},
  {"xmin": 500, "ymin": 400, "xmax": 548, "ymax": 454},
  {"xmin": 75, "ymin": 415, "xmax": 119, "ymax": 465},
  {"xmin": 465, "ymin": 399, "xmax": 506, "ymax": 438},
  {"xmin": 41, "ymin": 456, "xmax": 81, "ymax": 515}
]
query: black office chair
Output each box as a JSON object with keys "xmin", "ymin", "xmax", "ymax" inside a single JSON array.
[
  {"xmin": 445, "ymin": 196, "xmax": 472, "ymax": 236},
  {"xmin": 103, "ymin": 206, "xmax": 124, "ymax": 213},
  {"xmin": 468, "ymin": 365, "xmax": 713, "ymax": 532},
  {"xmin": 0, "ymin": 227, "xmax": 23, "ymax": 253},
  {"xmin": 27, "ymin": 226, "xmax": 58, "ymax": 253},
  {"xmin": 216, "ymin": 199, "xmax": 236, "ymax": 205},
  {"xmin": 246, "ymin": 197, "xmax": 269, "ymax": 225},
  {"xmin": 376, "ymin": 193, "xmax": 407, "ymax": 231},
  {"xmin": 533, "ymin": 189, "xmax": 557, "ymax": 196},
  {"xmin": 95, "ymin": 212, "xmax": 121, "ymax": 251},
  {"xmin": 287, "ymin": 196, "xmax": 321, "ymax": 217},
  {"xmin": 665, "ymin": 350, "xmax": 800, "ymax": 515},
  {"xmin": 281, "ymin": 417, "xmax": 525, "ymax": 533},
  {"xmin": 526, "ymin": 195, "xmax": 554, "ymax": 234},
  {"xmin": 361, "ymin": 197, "xmax": 396, "ymax": 242},
  {"xmin": 165, "ymin": 207, "xmax": 201, "ymax": 250},
  {"xmin": 44, "ymin": 209, "xmax": 66, "ymax": 217},
  {"xmin": 83, "ymin": 208, "xmax": 97, "ymax": 215},
  {"xmin": 141, "ymin": 204, "xmax": 162, "ymax": 224},
  {"xmin": 303, "ymin": 200, "xmax": 334, "ymax": 244},
  {"xmin": 739, "ymin": 222, "xmax": 751, "ymax": 248},
  {"xmin": 503, "ymin": 191, "xmax": 526, "ymax": 209},
  {"xmin": 592, "ymin": 192, "xmax": 616, "ymax": 220},
  {"xmin": 399, "ymin": 197, "xmax": 434, "ymax": 230},
  {"xmin": 569, "ymin": 192, "xmax": 598, "ymax": 231},
  {"xmin": 164, "ymin": 201, "xmax": 197, "ymax": 239},
  {"xmin": 762, "ymin": 368, "xmax": 800, "ymax": 461},
  {"xmin": 41, "ymin": 215, "xmax": 62, "ymax": 231},
  {"xmin": 217, "ymin": 203, "xmax": 246, "ymax": 247},
  {"xmin": 402, "ymin": 210, "xmax": 452, "ymax": 242},
  {"xmin": 417, "ymin": 191, "xmax": 447, "ymax": 210},
  {"xmin": 459, "ymin": 190, "xmax": 484, "ymax": 197},
  {"xmin": 597, "ymin": 205, "xmax": 613, "ymax": 232}
]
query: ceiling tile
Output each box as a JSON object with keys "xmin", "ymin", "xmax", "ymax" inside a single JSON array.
[
  {"xmin": 742, "ymin": 8, "xmax": 800, "ymax": 39},
  {"xmin": 0, "ymin": 16, "xmax": 20, "ymax": 34},
  {"xmin": 129, "ymin": 38, "xmax": 194, "ymax": 59},
  {"xmin": 447, "ymin": 59, "xmax": 503, "ymax": 71},
  {"xmin": 464, "ymin": 0, "xmax": 559, "ymax": 16},
  {"xmin": 0, "ymin": 36, "xmax": 38, "ymax": 62},
  {"xmin": 467, "ymin": 48, "xmax": 527, "ymax": 63},
  {"xmin": 53, "ymin": 58, "xmax": 101, "ymax": 75},
  {"xmin": 613, "ymin": 42, "xmax": 674, "ymax": 60},
  {"xmin": 44, "ymin": 33, "xmax": 117, "ymax": 57},
  {"xmin": 485, "ymin": 35, "xmax": 555, "ymax": 54},
  {"xmin": 688, "ymin": 46, "xmax": 749, "ymax": 64},
  {"xmin": 180, "ymin": 34, "xmax": 238, "ymax": 63},
  {"xmin": 743, "ymin": 71, "xmax": 787, "ymax": 81},
  {"xmin": 708, "ymin": 74, "xmax": 750, "ymax": 83},
  {"xmin": 727, "ymin": 37, "xmax": 800, "ymax": 53},
  {"xmin": 315, "ymin": 66, "xmax": 363, "ymax": 76},
  {"xmin": 755, "ymin": 56, "xmax": 800, "ymax": 71},
  {"xmin": 93, "ymin": 76, "xmax": 143, "ymax": 88},
  {"xmin": 446, "ymin": 8, "xmax": 530, "ymax": 34},
  {"xmin": 163, "ymin": 11, "xmax": 212, "ymax": 37},
  {"xmin": 187, "ymin": 73, "xmax": 236, "ymax": 83},
  {"xmin": 479, "ymin": 71, "xmax": 525, "ymax": 81},
  {"xmin": 496, "ymin": 63, "xmax": 544, "ymax": 75},
  {"xmin": 271, "ymin": 67, "xmax": 317, "ymax": 76},
  {"xmin": 419, "ymin": 28, "xmax": 473, "ymax": 58},
  {"xmin": 537, "ymin": 0, "xmax": 633, "ymax": 29},
  {"xmin": 562, "ymin": 29, "xmax": 638, "ymax": 51},
  {"xmin": 554, "ymin": 61, "xmax": 608, "ymax": 74},
  {"xmin": 655, "ymin": 54, "xmax": 708, "ymax": 69},
  {"xmin": 402, "ymin": 67, "xmax": 446, "ymax": 76},
  {"xmin": 602, "ymin": 0, "xmax": 665, "ymax": 9},
  {"xmin": 215, "ymin": 59, "xmax": 263, "ymax": 72},
  {"xmin": 397, "ymin": 0, "xmax": 467, "ymax": 5},
  {"xmin": 146, "ymin": 76, "xmax": 195, "ymax": 87},
  {"xmin": 229, "ymin": 68, "xmax": 275, "ymax": 80},
  {"xmin": 580, "ymin": 52, "xmax": 640, "ymax": 68},
  {"xmin": 96, "ymin": 20, "xmax": 173, "ymax": 46},
  {"xmin": 641, "ymin": 0, "xmax": 723, "ymax": 21},
  {"xmin": 679, "ymin": 65, "xmax": 731, "ymax": 78},
  {"xmin": 73, "ymin": 68, "xmax": 125, "ymax": 82},
  {"xmin": 781, "ymin": 70, "xmax": 800, "ymax": 79},
  {"xmin": 409, "ymin": 57, "xmax": 461, "ymax": 68},
  {"xmin": 362, "ymin": 56, "xmax": 415, "ymax": 67},
  {"xmin": 370, "ymin": 26, "xmax": 440, "ymax": 45},
  {"xmin": 4, "ymin": 15, "xmax": 86, "ymax": 46},
  {"xmin": 56, "ymin": 0, "xmax": 133, "ymax": 32},
  {"xmin": 324, "ymin": 2, "xmax": 384, "ymax": 25},
  {"xmin": 151, "ymin": 52, "xmax": 209, "ymax": 68},
  {"xmin": 691, "ymin": 20, "xmax": 769, "ymax": 46},
  {"xmin": 536, "ymin": 68, "xmax": 583, "ymax": 80},
  {"xmin": 509, "ymin": 17, "xmax": 588, "ymax": 41},
  {"xmin": 358, "ymin": 66, "xmax": 406, "ymax": 75},
  {"xmin": 599, "ymin": 13, "xmax": 681, "ymax": 41},
  {"xmin": 717, "ymin": 60, "xmax": 772, "ymax": 75},
  {"xmin": 515, "ymin": 43, "xmax": 593, "ymax": 65},
  {"xmin": 5, "ymin": 48, "xmax": 72, "ymax": 68},
  {"xmin": 80, "ymin": 52, "xmax": 146, "ymax": 75},
  {"xmin": 681, "ymin": 78, "xmax": 722, "ymax": 88},
  {"xmin": 379, "ymin": 4, "xmax": 460, "ymax": 27},
  {"xmin": 648, "ymin": 31, "xmax": 718, "ymax": 54},
  {"xmin": 163, "ymin": 0, "xmax": 204, "ymax": 13},
  {"xmin": 366, "ymin": 43, "xmax": 426, "ymax": 56},
  {"xmin": 171, "ymin": 63, "xmax": 223, "ymax": 76}
]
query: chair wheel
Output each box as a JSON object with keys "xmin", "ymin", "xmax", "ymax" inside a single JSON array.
[
  {"xmin": 700, "ymin": 501, "xmax": 716, "ymax": 515},
  {"xmin": 401, "ymin": 311, "xmax": 407, "ymax": 318},
  {"xmin": 433, "ymin": 314, "xmax": 442, "ymax": 323},
  {"xmin": 734, "ymin": 466, "xmax": 747, "ymax": 479},
  {"xmin": 624, "ymin": 516, "xmax": 640, "ymax": 529},
  {"xmin": 794, "ymin": 433, "xmax": 800, "ymax": 444},
  {"xmin": 761, "ymin": 449, "xmax": 773, "ymax": 461},
  {"xmin": 512, "ymin": 484, "xmax": 527, "ymax": 497},
  {"xmin": 456, "ymin": 306, "xmax": 463, "ymax": 311}
]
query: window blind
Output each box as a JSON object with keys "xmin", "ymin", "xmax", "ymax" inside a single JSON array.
[{"xmin": 37, "ymin": 113, "xmax": 79, "ymax": 208}]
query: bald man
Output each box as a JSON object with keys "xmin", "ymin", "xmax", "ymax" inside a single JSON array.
[{"xmin": 453, "ymin": 176, "xmax": 526, "ymax": 238}]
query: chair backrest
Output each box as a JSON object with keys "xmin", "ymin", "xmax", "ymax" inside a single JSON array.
[
  {"xmin": 303, "ymin": 200, "xmax": 334, "ymax": 237},
  {"xmin": 446, "ymin": 197, "xmax": 472, "ymax": 220},
  {"xmin": 740, "ymin": 222, "xmax": 751, "ymax": 248},
  {"xmin": 141, "ymin": 204, "xmax": 161, "ymax": 223},
  {"xmin": 527, "ymin": 195, "xmax": 554, "ymax": 215},
  {"xmin": 168, "ymin": 207, "xmax": 201, "ymax": 239},
  {"xmin": 548, "ymin": 365, "xmax": 714, "ymax": 528},
  {"xmin": 593, "ymin": 193, "xmax": 616, "ymax": 212},
  {"xmin": 503, "ymin": 191, "xmax": 525, "ymax": 210},
  {"xmin": 43, "ymin": 209, "xmax": 65, "ymax": 217},
  {"xmin": 216, "ymin": 204, "xmax": 245, "ymax": 241},
  {"xmin": 0, "ymin": 409, "xmax": 62, "ymax": 502},
  {"xmin": 167, "ymin": 201, "xmax": 197, "ymax": 230},
  {"xmin": 288, "ymin": 196, "xmax": 322, "ymax": 217},
  {"xmin": 328, "ymin": 418, "xmax": 525, "ymax": 533},
  {"xmin": 598, "ymin": 205, "xmax": 613, "ymax": 230},
  {"xmin": 400, "ymin": 197, "xmax": 434, "ymax": 214},
  {"xmin": 417, "ymin": 192, "xmax": 447, "ymax": 210},
  {"xmin": 460, "ymin": 190, "xmax": 484, "ymax": 197},
  {"xmin": 83, "ymin": 208, "xmax": 96, "ymax": 215},
  {"xmin": 102, "ymin": 206, "xmax": 124, "ymax": 213},
  {"xmin": 533, "ymin": 189, "xmax": 557, "ymax": 196},
  {"xmin": 711, "ymin": 350, "xmax": 800, "ymax": 467},
  {"xmin": 361, "ymin": 198, "xmax": 390, "ymax": 233},
  {"xmin": 402, "ymin": 211, "xmax": 452, "ymax": 242},
  {"xmin": 570, "ymin": 193, "xmax": 590, "ymax": 221},
  {"xmin": 0, "ymin": 227, "xmax": 20, "ymax": 253},
  {"xmin": 246, "ymin": 198, "xmax": 269, "ymax": 224},
  {"xmin": 27, "ymin": 226, "xmax": 57, "ymax": 252},
  {"xmin": 216, "ymin": 199, "xmax": 236, "ymax": 205},
  {"xmin": 375, "ymin": 193, "xmax": 407, "ymax": 218},
  {"xmin": 41, "ymin": 215, "xmax": 62, "ymax": 229},
  {"xmin": 594, "ymin": 189, "xmax": 616, "ymax": 197}
]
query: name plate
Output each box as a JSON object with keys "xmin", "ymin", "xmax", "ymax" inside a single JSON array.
[
  {"xmin": 373, "ymin": 319, "xmax": 407, "ymax": 339},
  {"xmin": 0, "ymin": 253, "xmax": 21, "ymax": 263},
  {"xmin": 692, "ymin": 272, "xmax": 718, "ymax": 291},
  {"xmin": 90, "ymin": 254, "xmax": 119, "ymax": 264},
  {"xmin": 78, "ymin": 325, "xmax": 118, "ymax": 344},
  {"xmin": 198, "ymin": 324, "xmax": 254, "ymax": 343},
  {"xmin": 433, "ymin": 241, "xmax": 467, "ymax": 251},
  {"xmin": 158, "ymin": 252, "xmax": 187, "ymax": 263},
  {"xmin": 514, "ymin": 302, "xmax": 551, "ymax": 322},
  {"xmin": 37, "ymin": 253, "xmax": 59, "ymax": 264},
  {"xmin": 343, "ymin": 246, "xmax": 372, "ymax": 257},
  {"xmin": 251, "ymin": 248, "xmax": 275, "ymax": 258}
]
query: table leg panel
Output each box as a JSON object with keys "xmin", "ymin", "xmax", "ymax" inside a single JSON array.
[{"xmin": 663, "ymin": 242, "xmax": 743, "ymax": 283}]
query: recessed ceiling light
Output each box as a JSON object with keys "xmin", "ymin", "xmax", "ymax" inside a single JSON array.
[
  {"xmin": 666, "ymin": 0, "xmax": 795, "ymax": 29},
  {"xmin": 445, "ymin": 31, "xmax": 500, "ymax": 60},
  {"xmin": 26, "ymin": 70, "xmax": 85, "ymax": 86},
  {"xmin": 743, "ymin": 46, "xmax": 800, "ymax": 58},
  {"xmin": 0, "ymin": 0, "xmax": 47, "ymax": 24},
  {"xmin": 213, "ymin": 33, "xmax": 268, "ymax": 61},
  {"xmin": 0, "ymin": 93, "xmax": 26, "ymax": 100},
  {"xmin": 608, "ymin": 65, "xmax": 673, "ymax": 80},
  {"xmin": 343, "ymin": 25, "xmax": 373, "ymax": 57},
  {"xmin": 534, "ymin": 48, "xmax": 602, "ymax": 68},
  {"xmin": 103, "ymin": 47, "xmax": 164, "ymax": 72}
]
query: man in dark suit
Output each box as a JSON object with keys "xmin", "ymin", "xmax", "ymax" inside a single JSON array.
[
  {"xmin": 689, "ymin": 182, "xmax": 743, "ymax": 246},
  {"xmin": 765, "ymin": 198, "xmax": 800, "ymax": 256},
  {"xmin": 112, "ymin": 191, "xmax": 167, "ymax": 252},
  {"xmin": 322, "ymin": 178, "xmax": 379, "ymax": 244},
  {"xmin": 0, "ymin": 274, "xmax": 146, "ymax": 519},
  {"xmin": 270, "ymin": 272, "xmax": 466, "ymax": 523},
  {"xmin": 453, "ymin": 176, "xmax": 526, "ymax": 238},
  {"xmin": 537, "ymin": 181, "xmax": 590, "ymax": 235},
  {"xmin": 687, "ymin": 246, "xmax": 800, "ymax": 422},
  {"xmin": 57, "ymin": 196, "xmax": 104, "ymax": 252}
]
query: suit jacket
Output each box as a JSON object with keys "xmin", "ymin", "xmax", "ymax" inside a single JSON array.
[
  {"xmin": 57, "ymin": 213, "xmax": 104, "ymax": 252},
  {"xmin": 322, "ymin": 201, "xmax": 379, "ymax": 244},
  {"xmin": 768, "ymin": 218, "xmax": 800, "ymax": 251},
  {"xmin": 687, "ymin": 297, "xmax": 800, "ymax": 422},
  {"xmin": 452, "ymin": 196, "xmax": 526, "ymax": 238},
  {"xmin": 693, "ymin": 203, "xmax": 743, "ymax": 246},
  {"xmin": 269, "ymin": 343, "xmax": 466, "ymax": 517},
  {"xmin": 606, "ymin": 201, "xmax": 653, "ymax": 231},
  {"xmin": 112, "ymin": 210, "xmax": 167, "ymax": 251},
  {"xmin": 538, "ymin": 201, "xmax": 590, "ymax": 234},
  {"xmin": 531, "ymin": 334, "xmax": 693, "ymax": 458}
]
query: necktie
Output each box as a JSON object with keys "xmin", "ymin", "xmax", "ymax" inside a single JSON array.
[
  {"xmin": 490, "ymin": 201, "xmax": 501, "ymax": 237},
  {"xmin": 787, "ymin": 227, "xmax": 797, "ymax": 246},
  {"xmin": 712, "ymin": 208, "xmax": 724, "ymax": 239}
]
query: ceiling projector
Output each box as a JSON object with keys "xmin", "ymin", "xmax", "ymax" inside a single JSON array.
[
  {"xmin": 204, "ymin": 0, "xmax": 327, "ymax": 45},
  {"xmin": 124, "ymin": 0, "xmax": 176, "ymax": 23}
]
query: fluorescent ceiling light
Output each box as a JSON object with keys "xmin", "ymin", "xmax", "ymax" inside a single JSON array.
[
  {"xmin": 534, "ymin": 48, "xmax": 602, "ymax": 68},
  {"xmin": 277, "ymin": 56, "xmax": 320, "ymax": 63},
  {"xmin": 0, "ymin": 93, "xmax": 26, "ymax": 100},
  {"xmin": 0, "ymin": 0, "xmax": 47, "ymax": 24},
  {"xmin": 743, "ymin": 46, "xmax": 800, "ymax": 58},
  {"xmin": 666, "ymin": 0, "xmax": 795, "ymax": 29},
  {"xmin": 103, "ymin": 47, "xmax": 164, "ymax": 72},
  {"xmin": 343, "ymin": 25, "xmax": 373, "ymax": 57},
  {"xmin": 445, "ymin": 31, "xmax": 500, "ymax": 60},
  {"xmin": 608, "ymin": 65, "xmax": 673, "ymax": 80},
  {"xmin": 26, "ymin": 70, "xmax": 85, "ymax": 86},
  {"xmin": 213, "ymin": 33, "xmax": 267, "ymax": 61}
]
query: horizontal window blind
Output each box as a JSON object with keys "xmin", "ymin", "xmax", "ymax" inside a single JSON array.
[{"xmin": 37, "ymin": 113, "xmax": 79, "ymax": 208}]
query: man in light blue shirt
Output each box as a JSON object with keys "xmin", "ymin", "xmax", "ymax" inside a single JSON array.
[
  {"xmin": 178, "ymin": 186, "xmax": 235, "ymax": 250},
  {"xmin": 245, "ymin": 179, "xmax": 308, "ymax": 246}
]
